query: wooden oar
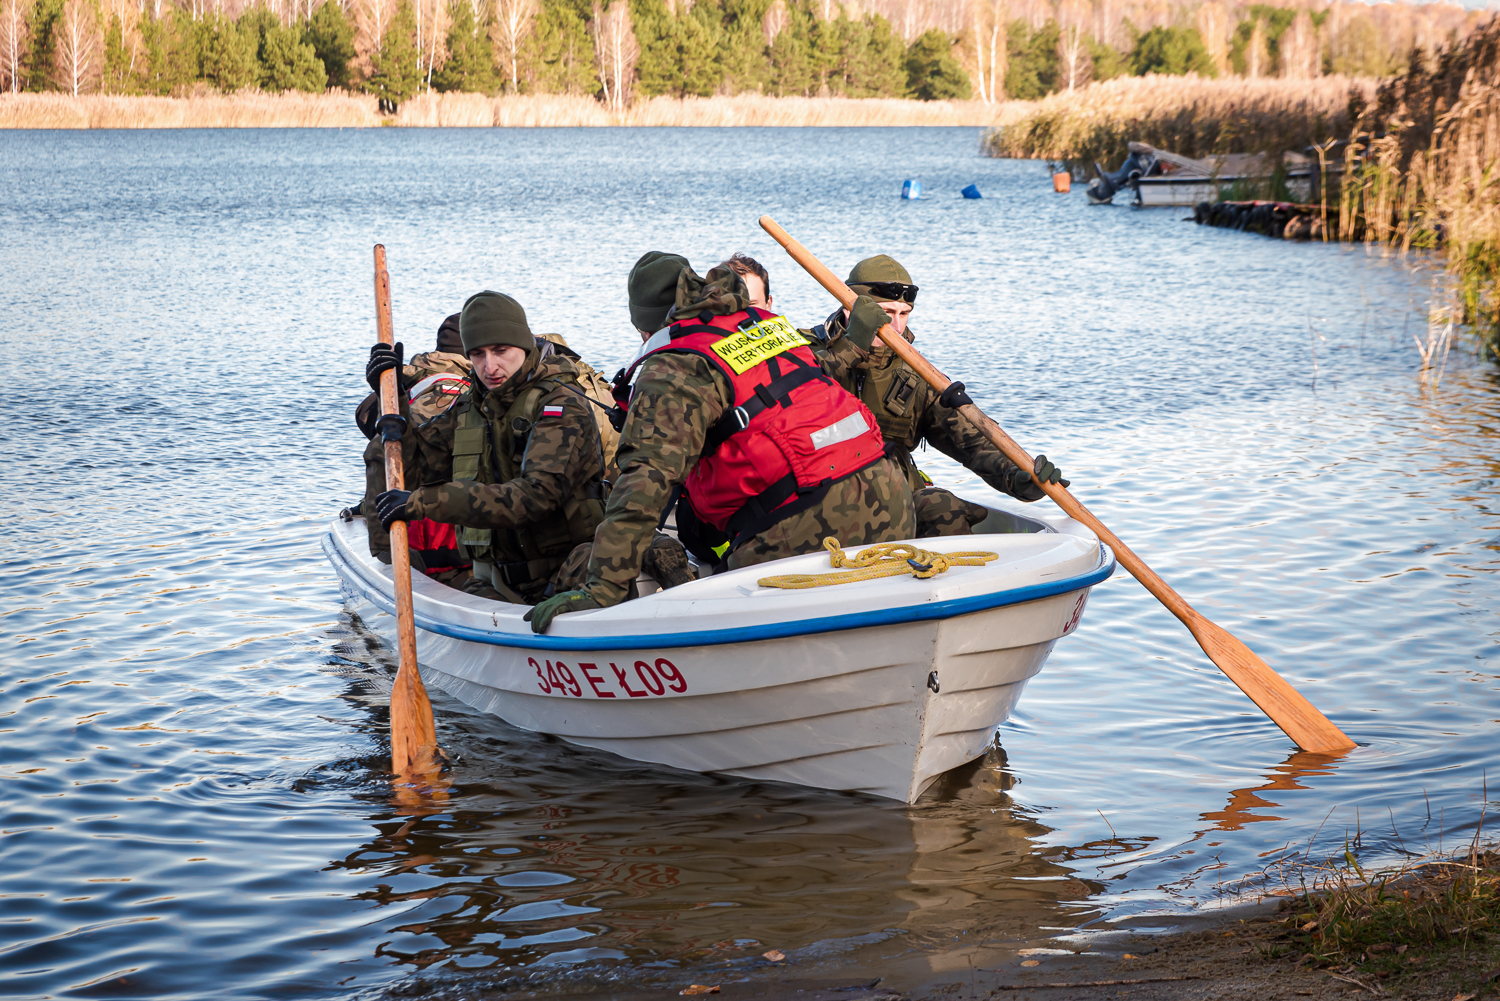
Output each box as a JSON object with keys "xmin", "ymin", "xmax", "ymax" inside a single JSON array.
[
  {"xmin": 373, "ymin": 244, "xmax": 446, "ymax": 784},
  {"xmin": 759, "ymin": 215, "xmax": 1356, "ymax": 755}
]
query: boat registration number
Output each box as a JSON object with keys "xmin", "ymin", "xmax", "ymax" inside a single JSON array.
[{"xmin": 530, "ymin": 656, "xmax": 687, "ymax": 698}]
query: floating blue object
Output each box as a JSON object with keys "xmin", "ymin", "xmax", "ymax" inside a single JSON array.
[
  {"xmin": 901, "ymin": 178, "xmax": 922, "ymax": 200},
  {"xmin": 961, "ymin": 183, "xmax": 982, "ymax": 199}
]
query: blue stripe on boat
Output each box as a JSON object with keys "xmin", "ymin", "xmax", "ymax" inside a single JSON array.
[{"xmin": 324, "ymin": 533, "xmax": 1116, "ymax": 651}]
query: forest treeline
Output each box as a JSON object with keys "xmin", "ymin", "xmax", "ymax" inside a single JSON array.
[{"xmin": 1, "ymin": 0, "xmax": 1487, "ymax": 109}]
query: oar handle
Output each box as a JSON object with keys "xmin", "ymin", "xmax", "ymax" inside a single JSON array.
[{"xmin": 758, "ymin": 215, "xmax": 1356, "ymax": 754}]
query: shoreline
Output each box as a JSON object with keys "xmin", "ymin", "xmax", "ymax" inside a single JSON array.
[{"xmin": 0, "ymin": 92, "xmax": 1027, "ymax": 130}]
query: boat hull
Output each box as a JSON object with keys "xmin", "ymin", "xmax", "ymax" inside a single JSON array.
[
  {"xmin": 326, "ymin": 511, "xmax": 1113, "ymax": 803},
  {"xmin": 1132, "ymin": 173, "xmax": 1312, "ymax": 206}
]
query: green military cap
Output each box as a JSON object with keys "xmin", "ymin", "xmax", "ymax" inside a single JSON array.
[
  {"xmin": 460, "ymin": 291, "xmax": 534, "ymax": 355},
  {"xmin": 628, "ymin": 251, "xmax": 690, "ymax": 333},
  {"xmin": 847, "ymin": 254, "xmax": 912, "ymax": 286},
  {"xmin": 847, "ymin": 255, "xmax": 917, "ymax": 304}
]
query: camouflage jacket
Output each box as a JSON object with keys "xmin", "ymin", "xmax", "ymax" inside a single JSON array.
[
  {"xmin": 361, "ymin": 350, "xmax": 474, "ymax": 561},
  {"xmin": 584, "ymin": 266, "xmax": 918, "ymax": 595},
  {"xmin": 372, "ymin": 345, "xmax": 607, "ymax": 567},
  {"xmin": 810, "ymin": 308, "xmax": 1030, "ymax": 499}
]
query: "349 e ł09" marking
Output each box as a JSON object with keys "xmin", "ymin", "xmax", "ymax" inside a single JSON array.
[{"xmin": 530, "ymin": 657, "xmax": 687, "ymax": 698}]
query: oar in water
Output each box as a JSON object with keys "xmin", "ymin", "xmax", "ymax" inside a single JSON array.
[
  {"xmin": 372, "ymin": 244, "xmax": 447, "ymax": 786},
  {"xmin": 758, "ymin": 215, "xmax": 1356, "ymax": 755}
]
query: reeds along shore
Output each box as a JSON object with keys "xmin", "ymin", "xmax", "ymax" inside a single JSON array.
[
  {"xmin": 982, "ymin": 74, "xmax": 1378, "ymax": 169},
  {"xmin": 0, "ymin": 91, "xmax": 1029, "ymax": 129}
]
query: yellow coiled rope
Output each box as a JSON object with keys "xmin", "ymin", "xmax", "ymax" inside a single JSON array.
[{"xmin": 757, "ymin": 537, "xmax": 999, "ymax": 589}]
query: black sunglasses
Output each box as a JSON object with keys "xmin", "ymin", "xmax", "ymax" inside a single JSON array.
[{"xmin": 856, "ymin": 281, "xmax": 919, "ymax": 304}]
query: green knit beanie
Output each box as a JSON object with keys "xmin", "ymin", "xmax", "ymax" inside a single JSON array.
[
  {"xmin": 847, "ymin": 255, "xmax": 913, "ymax": 300},
  {"xmin": 628, "ymin": 251, "xmax": 690, "ymax": 333},
  {"xmin": 460, "ymin": 291, "xmax": 534, "ymax": 355}
]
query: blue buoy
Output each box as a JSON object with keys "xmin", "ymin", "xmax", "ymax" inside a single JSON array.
[
  {"xmin": 961, "ymin": 183, "xmax": 982, "ymax": 199},
  {"xmin": 901, "ymin": 178, "xmax": 922, "ymax": 200}
]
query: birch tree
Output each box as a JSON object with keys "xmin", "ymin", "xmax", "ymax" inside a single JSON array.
[
  {"xmin": 0, "ymin": 0, "xmax": 31, "ymax": 93},
  {"xmin": 491, "ymin": 0, "xmax": 534, "ymax": 92},
  {"xmin": 1279, "ymin": 10, "xmax": 1319, "ymax": 80},
  {"xmin": 590, "ymin": 0, "xmax": 636, "ymax": 111},
  {"xmin": 53, "ymin": 0, "xmax": 100, "ymax": 95},
  {"xmin": 966, "ymin": 0, "xmax": 1004, "ymax": 104},
  {"xmin": 1245, "ymin": 17, "xmax": 1267, "ymax": 78},
  {"xmin": 357, "ymin": 0, "xmax": 397, "ymax": 70},
  {"xmin": 1195, "ymin": 0, "xmax": 1228, "ymax": 78},
  {"xmin": 1055, "ymin": 0, "xmax": 1090, "ymax": 92}
]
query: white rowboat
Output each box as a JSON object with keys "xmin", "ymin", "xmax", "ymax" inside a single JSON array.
[{"xmin": 324, "ymin": 503, "xmax": 1115, "ymax": 803}]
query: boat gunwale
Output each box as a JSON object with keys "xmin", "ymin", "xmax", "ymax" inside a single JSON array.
[{"xmin": 323, "ymin": 530, "xmax": 1117, "ymax": 651}]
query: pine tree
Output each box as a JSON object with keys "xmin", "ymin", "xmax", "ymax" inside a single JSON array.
[
  {"xmin": 368, "ymin": 0, "xmax": 421, "ymax": 108},
  {"xmin": 677, "ymin": 5, "xmax": 722, "ymax": 97},
  {"xmin": 303, "ymin": 0, "xmax": 355, "ymax": 89},
  {"xmin": 767, "ymin": 0, "xmax": 811, "ymax": 96},
  {"xmin": 23, "ymin": 0, "xmax": 60, "ymax": 91},
  {"xmin": 258, "ymin": 18, "xmax": 328, "ymax": 92},
  {"xmin": 198, "ymin": 13, "xmax": 257, "ymax": 92},
  {"xmin": 523, "ymin": 0, "xmax": 593, "ymax": 94},
  {"xmin": 434, "ymin": 0, "xmax": 498, "ymax": 92},
  {"xmin": 904, "ymin": 29, "xmax": 969, "ymax": 100},
  {"xmin": 842, "ymin": 13, "xmax": 902, "ymax": 97},
  {"xmin": 630, "ymin": 0, "xmax": 674, "ymax": 97},
  {"xmin": 137, "ymin": 6, "xmax": 196, "ymax": 95},
  {"xmin": 102, "ymin": 12, "xmax": 131, "ymax": 92}
]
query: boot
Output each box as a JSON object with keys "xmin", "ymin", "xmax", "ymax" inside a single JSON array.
[{"xmin": 643, "ymin": 532, "xmax": 697, "ymax": 589}]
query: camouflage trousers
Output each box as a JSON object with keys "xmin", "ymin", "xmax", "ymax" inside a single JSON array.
[
  {"xmin": 914, "ymin": 486, "xmax": 991, "ymax": 538},
  {"xmin": 726, "ymin": 457, "xmax": 916, "ymax": 570}
]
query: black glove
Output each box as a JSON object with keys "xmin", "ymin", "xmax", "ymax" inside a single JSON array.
[
  {"xmin": 339, "ymin": 499, "xmax": 364, "ymax": 522},
  {"xmin": 1009, "ymin": 454, "xmax": 1069, "ymax": 501},
  {"xmin": 366, "ymin": 342, "xmax": 404, "ymax": 394},
  {"xmin": 845, "ymin": 295, "xmax": 888, "ymax": 352},
  {"xmin": 374, "ymin": 489, "xmax": 412, "ymax": 529}
]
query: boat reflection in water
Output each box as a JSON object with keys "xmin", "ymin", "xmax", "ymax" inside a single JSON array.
[{"xmin": 325, "ymin": 613, "xmax": 1349, "ymax": 997}]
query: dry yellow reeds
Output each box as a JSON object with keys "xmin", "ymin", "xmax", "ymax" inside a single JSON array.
[
  {"xmin": 0, "ymin": 90, "xmax": 383, "ymax": 128},
  {"xmin": 0, "ymin": 90, "xmax": 1028, "ymax": 129},
  {"xmin": 985, "ymin": 74, "xmax": 1379, "ymax": 168},
  {"xmin": 1333, "ymin": 18, "xmax": 1500, "ymax": 361}
]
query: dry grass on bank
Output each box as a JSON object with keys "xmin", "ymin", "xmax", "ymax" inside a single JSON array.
[
  {"xmin": 985, "ymin": 74, "xmax": 1378, "ymax": 168},
  {"xmin": 0, "ymin": 90, "xmax": 383, "ymax": 128},
  {"xmin": 0, "ymin": 90, "xmax": 1026, "ymax": 129}
]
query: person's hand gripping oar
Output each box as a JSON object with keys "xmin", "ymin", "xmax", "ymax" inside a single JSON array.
[
  {"xmin": 369, "ymin": 244, "xmax": 449, "ymax": 793},
  {"xmin": 758, "ymin": 215, "xmax": 1356, "ymax": 756}
]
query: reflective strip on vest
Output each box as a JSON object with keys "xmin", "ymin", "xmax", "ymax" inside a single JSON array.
[
  {"xmin": 810, "ymin": 411, "xmax": 869, "ymax": 451},
  {"xmin": 408, "ymin": 373, "xmax": 467, "ymax": 401}
]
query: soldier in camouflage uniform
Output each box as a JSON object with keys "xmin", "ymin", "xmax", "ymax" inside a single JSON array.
[
  {"xmin": 354, "ymin": 313, "xmax": 474, "ymax": 584},
  {"xmin": 525, "ymin": 260, "xmax": 915, "ymax": 633},
  {"xmin": 811, "ymin": 255, "xmax": 1067, "ymax": 536},
  {"xmin": 370, "ymin": 291, "xmax": 610, "ymax": 604}
]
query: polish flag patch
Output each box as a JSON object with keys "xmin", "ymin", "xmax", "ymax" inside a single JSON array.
[{"xmin": 541, "ymin": 405, "xmax": 565, "ymax": 419}]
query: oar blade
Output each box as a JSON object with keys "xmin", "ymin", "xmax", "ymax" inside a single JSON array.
[
  {"xmin": 1187, "ymin": 614, "xmax": 1356, "ymax": 754},
  {"xmin": 390, "ymin": 662, "xmax": 443, "ymax": 778}
]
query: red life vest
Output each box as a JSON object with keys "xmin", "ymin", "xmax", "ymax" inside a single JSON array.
[
  {"xmin": 627, "ymin": 307, "xmax": 888, "ymax": 543},
  {"xmin": 406, "ymin": 518, "xmax": 468, "ymax": 577}
]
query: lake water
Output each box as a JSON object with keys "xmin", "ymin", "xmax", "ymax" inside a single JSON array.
[{"xmin": 3, "ymin": 126, "xmax": 1497, "ymax": 1001}]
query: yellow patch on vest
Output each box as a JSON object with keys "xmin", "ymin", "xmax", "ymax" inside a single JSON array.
[{"xmin": 708, "ymin": 315, "xmax": 810, "ymax": 375}]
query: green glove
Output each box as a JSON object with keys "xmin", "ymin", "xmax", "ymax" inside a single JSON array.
[
  {"xmin": 845, "ymin": 294, "xmax": 889, "ymax": 352},
  {"xmin": 1009, "ymin": 454, "xmax": 1069, "ymax": 502},
  {"xmin": 524, "ymin": 590, "xmax": 601, "ymax": 633},
  {"xmin": 524, "ymin": 579, "xmax": 629, "ymax": 633}
]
